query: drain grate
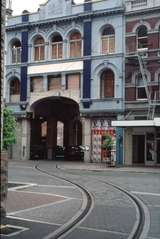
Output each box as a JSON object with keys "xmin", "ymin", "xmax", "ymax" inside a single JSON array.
[{"xmin": 0, "ymin": 224, "xmax": 28, "ymax": 236}]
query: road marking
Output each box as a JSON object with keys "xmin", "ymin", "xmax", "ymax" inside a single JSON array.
[
  {"xmin": 8, "ymin": 198, "xmax": 72, "ymax": 216},
  {"xmin": 9, "ymin": 165, "xmax": 34, "ymax": 169},
  {"xmin": 8, "ymin": 182, "xmax": 37, "ymax": 190},
  {"xmin": 78, "ymin": 226, "xmax": 128, "ymax": 235},
  {"xmin": 8, "ymin": 215, "xmax": 61, "ymax": 226},
  {"xmin": 37, "ymin": 184, "xmax": 75, "ymax": 189},
  {"xmin": 9, "ymin": 189, "xmax": 69, "ymax": 199},
  {"xmin": 132, "ymin": 191, "xmax": 160, "ymax": 197}
]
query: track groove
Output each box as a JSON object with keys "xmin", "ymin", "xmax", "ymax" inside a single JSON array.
[{"xmin": 35, "ymin": 165, "xmax": 94, "ymax": 239}]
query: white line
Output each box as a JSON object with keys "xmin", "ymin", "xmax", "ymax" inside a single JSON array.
[
  {"xmin": 8, "ymin": 198, "xmax": 72, "ymax": 216},
  {"xmin": 8, "ymin": 183, "xmax": 37, "ymax": 191},
  {"xmin": 9, "ymin": 189, "xmax": 68, "ymax": 199},
  {"xmin": 78, "ymin": 226, "xmax": 129, "ymax": 235},
  {"xmin": 37, "ymin": 184, "xmax": 75, "ymax": 189},
  {"xmin": 1, "ymin": 224, "xmax": 29, "ymax": 236},
  {"xmin": 147, "ymin": 237, "xmax": 160, "ymax": 239},
  {"xmin": 132, "ymin": 191, "xmax": 160, "ymax": 197},
  {"xmin": 7, "ymin": 215, "xmax": 61, "ymax": 226},
  {"xmin": 9, "ymin": 165, "xmax": 34, "ymax": 169}
]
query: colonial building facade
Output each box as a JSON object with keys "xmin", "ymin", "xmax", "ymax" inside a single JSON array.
[
  {"xmin": 5, "ymin": 0, "xmax": 160, "ymax": 165},
  {"xmin": 113, "ymin": 0, "xmax": 160, "ymax": 166},
  {"xmin": 5, "ymin": 0, "xmax": 125, "ymax": 162}
]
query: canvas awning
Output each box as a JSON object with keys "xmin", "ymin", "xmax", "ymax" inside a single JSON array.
[{"xmin": 112, "ymin": 118, "xmax": 160, "ymax": 127}]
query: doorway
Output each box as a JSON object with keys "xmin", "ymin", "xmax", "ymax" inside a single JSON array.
[
  {"xmin": 133, "ymin": 135, "xmax": 145, "ymax": 164},
  {"xmin": 157, "ymin": 140, "xmax": 160, "ymax": 164}
]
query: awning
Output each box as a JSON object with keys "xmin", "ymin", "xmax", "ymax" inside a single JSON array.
[
  {"xmin": 112, "ymin": 118, "xmax": 160, "ymax": 127},
  {"xmin": 28, "ymin": 61, "xmax": 83, "ymax": 75}
]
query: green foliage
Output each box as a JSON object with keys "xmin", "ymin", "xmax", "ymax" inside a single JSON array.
[
  {"xmin": 3, "ymin": 107, "xmax": 16, "ymax": 150},
  {"xmin": 102, "ymin": 134, "xmax": 114, "ymax": 151}
]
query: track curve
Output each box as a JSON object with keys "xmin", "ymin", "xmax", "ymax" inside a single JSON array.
[
  {"xmin": 101, "ymin": 181, "xmax": 150, "ymax": 239},
  {"xmin": 35, "ymin": 165, "xmax": 94, "ymax": 239}
]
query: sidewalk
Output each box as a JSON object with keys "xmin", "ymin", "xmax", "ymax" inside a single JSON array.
[
  {"xmin": 9, "ymin": 159, "xmax": 160, "ymax": 174},
  {"xmin": 53, "ymin": 161, "xmax": 160, "ymax": 174}
]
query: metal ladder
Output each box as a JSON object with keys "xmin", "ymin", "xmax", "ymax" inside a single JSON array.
[{"xmin": 137, "ymin": 52, "xmax": 157, "ymax": 120}]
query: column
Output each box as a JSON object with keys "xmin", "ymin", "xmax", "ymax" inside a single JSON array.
[
  {"xmin": 47, "ymin": 118, "xmax": 57, "ymax": 159},
  {"xmin": 21, "ymin": 119, "xmax": 31, "ymax": 160},
  {"xmin": 116, "ymin": 127, "xmax": 124, "ymax": 166},
  {"xmin": 82, "ymin": 118, "xmax": 91, "ymax": 162},
  {"xmin": 43, "ymin": 74, "xmax": 48, "ymax": 91}
]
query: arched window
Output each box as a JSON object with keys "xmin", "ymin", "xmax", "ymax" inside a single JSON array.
[
  {"xmin": 100, "ymin": 69, "xmax": 114, "ymax": 98},
  {"xmin": 51, "ymin": 34, "xmax": 63, "ymax": 59},
  {"xmin": 10, "ymin": 78, "xmax": 20, "ymax": 102},
  {"xmin": 34, "ymin": 36, "xmax": 45, "ymax": 61},
  {"xmin": 101, "ymin": 25, "xmax": 115, "ymax": 54},
  {"xmin": 136, "ymin": 73, "xmax": 147, "ymax": 99},
  {"xmin": 137, "ymin": 25, "xmax": 148, "ymax": 49},
  {"xmin": 11, "ymin": 39, "xmax": 21, "ymax": 63},
  {"xmin": 69, "ymin": 31, "xmax": 82, "ymax": 58}
]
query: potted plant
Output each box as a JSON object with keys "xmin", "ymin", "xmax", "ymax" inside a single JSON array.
[
  {"xmin": 1, "ymin": 107, "xmax": 16, "ymax": 222},
  {"xmin": 101, "ymin": 134, "xmax": 114, "ymax": 163}
]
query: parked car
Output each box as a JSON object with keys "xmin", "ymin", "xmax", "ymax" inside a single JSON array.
[
  {"xmin": 65, "ymin": 145, "xmax": 84, "ymax": 161},
  {"xmin": 30, "ymin": 145, "xmax": 47, "ymax": 160},
  {"xmin": 53, "ymin": 145, "xmax": 65, "ymax": 160}
]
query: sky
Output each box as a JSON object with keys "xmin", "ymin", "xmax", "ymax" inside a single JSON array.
[{"xmin": 11, "ymin": 0, "xmax": 84, "ymax": 15}]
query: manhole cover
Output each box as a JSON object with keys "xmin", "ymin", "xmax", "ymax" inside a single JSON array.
[{"xmin": 0, "ymin": 225, "xmax": 27, "ymax": 236}]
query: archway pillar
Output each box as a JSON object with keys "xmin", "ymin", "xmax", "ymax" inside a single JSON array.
[
  {"xmin": 47, "ymin": 118, "xmax": 57, "ymax": 159},
  {"xmin": 68, "ymin": 120, "xmax": 75, "ymax": 145},
  {"xmin": 21, "ymin": 119, "xmax": 30, "ymax": 160},
  {"xmin": 82, "ymin": 118, "xmax": 91, "ymax": 162}
]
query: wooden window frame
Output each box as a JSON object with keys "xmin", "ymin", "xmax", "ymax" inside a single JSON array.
[
  {"xmin": 100, "ymin": 70, "xmax": 114, "ymax": 98},
  {"xmin": 34, "ymin": 37, "xmax": 45, "ymax": 61},
  {"xmin": 51, "ymin": 42, "xmax": 63, "ymax": 59},
  {"xmin": 136, "ymin": 74, "xmax": 147, "ymax": 100},
  {"xmin": 10, "ymin": 79, "xmax": 20, "ymax": 95},
  {"xmin": 12, "ymin": 46, "xmax": 21, "ymax": 63},
  {"xmin": 137, "ymin": 26, "xmax": 148, "ymax": 50},
  {"xmin": 101, "ymin": 34, "xmax": 115, "ymax": 54}
]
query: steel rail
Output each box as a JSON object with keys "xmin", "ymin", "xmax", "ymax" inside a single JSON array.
[
  {"xmin": 101, "ymin": 181, "xmax": 150, "ymax": 239},
  {"xmin": 35, "ymin": 165, "xmax": 94, "ymax": 239}
]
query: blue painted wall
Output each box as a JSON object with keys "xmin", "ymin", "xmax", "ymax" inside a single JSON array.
[
  {"xmin": 116, "ymin": 127, "xmax": 123, "ymax": 166},
  {"xmin": 84, "ymin": 1, "xmax": 92, "ymax": 12},
  {"xmin": 20, "ymin": 31, "xmax": 28, "ymax": 101},
  {"xmin": 22, "ymin": 14, "xmax": 29, "ymax": 22},
  {"xmin": 83, "ymin": 20, "xmax": 92, "ymax": 104},
  {"xmin": 83, "ymin": 21, "xmax": 92, "ymax": 56},
  {"xmin": 20, "ymin": 66, "xmax": 28, "ymax": 101},
  {"xmin": 21, "ymin": 31, "xmax": 28, "ymax": 63},
  {"xmin": 83, "ymin": 59, "xmax": 91, "ymax": 99}
]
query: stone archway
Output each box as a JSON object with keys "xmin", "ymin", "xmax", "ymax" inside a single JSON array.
[{"xmin": 30, "ymin": 96, "xmax": 82, "ymax": 160}]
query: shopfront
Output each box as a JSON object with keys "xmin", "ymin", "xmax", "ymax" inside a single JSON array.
[{"xmin": 112, "ymin": 118, "xmax": 160, "ymax": 166}]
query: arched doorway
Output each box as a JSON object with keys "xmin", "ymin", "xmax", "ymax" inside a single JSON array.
[{"xmin": 30, "ymin": 96, "xmax": 82, "ymax": 160}]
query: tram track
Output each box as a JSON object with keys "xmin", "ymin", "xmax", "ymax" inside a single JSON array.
[
  {"xmin": 35, "ymin": 165, "xmax": 150, "ymax": 239},
  {"xmin": 101, "ymin": 181, "xmax": 150, "ymax": 239},
  {"xmin": 35, "ymin": 165, "xmax": 94, "ymax": 239}
]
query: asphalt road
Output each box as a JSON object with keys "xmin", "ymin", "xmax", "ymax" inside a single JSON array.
[{"xmin": 2, "ymin": 160, "xmax": 160, "ymax": 239}]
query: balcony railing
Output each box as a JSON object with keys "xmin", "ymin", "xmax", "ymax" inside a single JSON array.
[{"xmin": 131, "ymin": 0, "xmax": 147, "ymax": 8}]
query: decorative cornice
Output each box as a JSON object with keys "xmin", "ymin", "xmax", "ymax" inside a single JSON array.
[{"xmin": 6, "ymin": 7, "xmax": 124, "ymax": 32}]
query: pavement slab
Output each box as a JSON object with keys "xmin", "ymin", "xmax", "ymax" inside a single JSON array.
[{"xmin": 7, "ymin": 190, "xmax": 66, "ymax": 214}]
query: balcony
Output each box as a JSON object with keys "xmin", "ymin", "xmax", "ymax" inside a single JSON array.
[{"xmin": 125, "ymin": 0, "xmax": 160, "ymax": 12}]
